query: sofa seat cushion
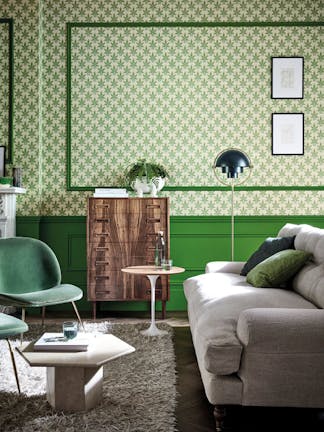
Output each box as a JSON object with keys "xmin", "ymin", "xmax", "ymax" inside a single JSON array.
[{"xmin": 184, "ymin": 272, "xmax": 316, "ymax": 376}]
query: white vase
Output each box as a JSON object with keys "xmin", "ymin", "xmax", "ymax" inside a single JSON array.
[{"xmin": 132, "ymin": 177, "xmax": 165, "ymax": 197}]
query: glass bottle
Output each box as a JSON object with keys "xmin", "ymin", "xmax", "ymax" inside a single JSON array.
[{"xmin": 155, "ymin": 231, "xmax": 165, "ymax": 267}]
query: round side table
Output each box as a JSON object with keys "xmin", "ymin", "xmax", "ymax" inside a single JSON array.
[{"xmin": 121, "ymin": 265, "xmax": 185, "ymax": 336}]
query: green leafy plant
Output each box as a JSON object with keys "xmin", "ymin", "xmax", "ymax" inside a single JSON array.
[{"xmin": 125, "ymin": 159, "xmax": 169, "ymax": 186}]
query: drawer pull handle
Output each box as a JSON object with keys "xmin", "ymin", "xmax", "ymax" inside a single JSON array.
[
  {"xmin": 95, "ymin": 233, "xmax": 110, "ymax": 236},
  {"xmin": 95, "ymin": 276, "xmax": 110, "ymax": 280},
  {"xmin": 96, "ymin": 246, "xmax": 110, "ymax": 251},
  {"xmin": 146, "ymin": 218, "xmax": 160, "ymax": 223},
  {"xmin": 95, "ymin": 261, "xmax": 109, "ymax": 266},
  {"xmin": 95, "ymin": 204, "xmax": 110, "ymax": 208},
  {"xmin": 146, "ymin": 205, "xmax": 161, "ymax": 209},
  {"xmin": 95, "ymin": 218, "xmax": 111, "ymax": 222}
]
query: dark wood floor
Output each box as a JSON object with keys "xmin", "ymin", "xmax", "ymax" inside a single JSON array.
[{"xmin": 174, "ymin": 326, "xmax": 324, "ymax": 432}]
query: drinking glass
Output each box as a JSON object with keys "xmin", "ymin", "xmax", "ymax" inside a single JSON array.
[{"xmin": 63, "ymin": 321, "xmax": 78, "ymax": 340}]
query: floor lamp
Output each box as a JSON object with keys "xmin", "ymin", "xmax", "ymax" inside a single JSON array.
[{"xmin": 213, "ymin": 148, "xmax": 252, "ymax": 261}]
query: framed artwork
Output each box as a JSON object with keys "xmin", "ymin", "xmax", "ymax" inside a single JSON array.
[
  {"xmin": 271, "ymin": 57, "xmax": 304, "ymax": 99},
  {"xmin": 0, "ymin": 146, "xmax": 5, "ymax": 176},
  {"xmin": 272, "ymin": 113, "xmax": 304, "ymax": 155}
]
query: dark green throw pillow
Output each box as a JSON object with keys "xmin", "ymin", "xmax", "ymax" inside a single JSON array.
[
  {"xmin": 240, "ymin": 236, "xmax": 296, "ymax": 276},
  {"xmin": 246, "ymin": 249, "xmax": 312, "ymax": 288}
]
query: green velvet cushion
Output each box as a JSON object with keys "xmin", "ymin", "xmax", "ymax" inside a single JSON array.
[
  {"xmin": 240, "ymin": 236, "xmax": 296, "ymax": 276},
  {"xmin": 0, "ymin": 284, "xmax": 82, "ymax": 307},
  {"xmin": 0, "ymin": 313, "xmax": 28, "ymax": 338},
  {"xmin": 246, "ymin": 249, "xmax": 312, "ymax": 288}
]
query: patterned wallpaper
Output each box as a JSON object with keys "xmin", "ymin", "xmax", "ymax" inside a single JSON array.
[{"xmin": 0, "ymin": 0, "xmax": 323, "ymax": 216}]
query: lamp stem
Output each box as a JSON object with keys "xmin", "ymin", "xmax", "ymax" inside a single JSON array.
[{"xmin": 231, "ymin": 180, "xmax": 235, "ymax": 261}]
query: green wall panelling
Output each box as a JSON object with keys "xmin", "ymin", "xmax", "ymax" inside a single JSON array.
[
  {"xmin": 16, "ymin": 215, "xmax": 324, "ymax": 313},
  {"xmin": 16, "ymin": 216, "xmax": 41, "ymax": 239}
]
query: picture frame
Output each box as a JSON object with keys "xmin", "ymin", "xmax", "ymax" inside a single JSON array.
[
  {"xmin": 0, "ymin": 146, "xmax": 5, "ymax": 177},
  {"xmin": 271, "ymin": 57, "xmax": 304, "ymax": 99},
  {"xmin": 272, "ymin": 113, "xmax": 304, "ymax": 155}
]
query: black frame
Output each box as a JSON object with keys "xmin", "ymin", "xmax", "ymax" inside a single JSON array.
[
  {"xmin": 271, "ymin": 56, "xmax": 304, "ymax": 99},
  {"xmin": 272, "ymin": 113, "xmax": 304, "ymax": 156},
  {"xmin": 0, "ymin": 19, "xmax": 13, "ymax": 164}
]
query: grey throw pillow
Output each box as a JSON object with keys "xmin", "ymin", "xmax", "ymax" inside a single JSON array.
[{"xmin": 240, "ymin": 236, "xmax": 296, "ymax": 276}]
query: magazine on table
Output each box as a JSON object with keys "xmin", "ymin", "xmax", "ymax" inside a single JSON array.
[{"xmin": 34, "ymin": 332, "xmax": 93, "ymax": 352}]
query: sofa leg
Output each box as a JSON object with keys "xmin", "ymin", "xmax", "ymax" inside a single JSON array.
[{"xmin": 214, "ymin": 405, "xmax": 227, "ymax": 432}]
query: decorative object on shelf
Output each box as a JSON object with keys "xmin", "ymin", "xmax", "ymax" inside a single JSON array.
[
  {"xmin": 12, "ymin": 167, "xmax": 22, "ymax": 187},
  {"xmin": 213, "ymin": 148, "xmax": 252, "ymax": 261},
  {"xmin": 125, "ymin": 159, "xmax": 169, "ymax": 197},
  {"xmin": 0, "ymin": 177, "xmax": 12, "ymax": 188},
  {"xmin": 271, "ymin": 57, "xmax": 304, "ymax": 99},
  {"xmin": 272, "ymin": 113, "xmax": 304, "ymax": 155},
  {"xmin": 0, "ymin": 146, "xmax": 5, "ymax": 177}
]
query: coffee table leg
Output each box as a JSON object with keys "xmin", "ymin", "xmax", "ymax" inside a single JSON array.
[
  {"xmin": 141, "ymin": 274, "xmax": 168, "ymax": 336},
  {"xmin": 47, "ymin": 365, "xmax": 103, "ymax": 411}
]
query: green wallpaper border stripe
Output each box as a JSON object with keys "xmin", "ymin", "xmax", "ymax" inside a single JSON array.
[
  {"xmin": 66, "ymin": 21, "xmax": 324, "ymax": 192},
  {"xmin": 0, "ymin": 18, "xmax": 13, "ymax": 164}
]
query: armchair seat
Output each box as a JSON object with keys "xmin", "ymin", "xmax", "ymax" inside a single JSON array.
[
  {"xmin": 0, "ymin": 312, "xmax": 28, "ymax": 337},
  {"xmin": 0, "ymin": 312, "xmax": 29, "ymax": 393},
  {"xmin": 0, "ymin": 284, "xmax": 82, "ymax": 307}
]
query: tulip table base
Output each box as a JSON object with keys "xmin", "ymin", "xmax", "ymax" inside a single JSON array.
[{"xmin": 121, "ymin": 266, "xmax": 185, "ymax": 337}]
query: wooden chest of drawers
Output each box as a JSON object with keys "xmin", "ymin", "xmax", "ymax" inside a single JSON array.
[{"xmin": 87, "ymin": 197, "xmax": 170, "ymax": 319}]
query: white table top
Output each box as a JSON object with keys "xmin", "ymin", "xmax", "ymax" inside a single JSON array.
[
  {"xmin": 121, "ymin": 265, "xmax": 185, "ymax": 276},
  {"xmin": 17, "ymin": 333, "xmax": 135, "ymax": 368}
]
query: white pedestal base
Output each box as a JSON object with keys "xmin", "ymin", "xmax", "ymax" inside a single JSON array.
[
  {"xmin": 140, "ymin": 324, "xmax": 168, "ymax": 336},
  {"xmin": 47, "ymin": 365, "xmax": 103, "ymax": 412},
  {"xmin": 141, "ymin": 274, "xmax": 168, "ymax": 337}
]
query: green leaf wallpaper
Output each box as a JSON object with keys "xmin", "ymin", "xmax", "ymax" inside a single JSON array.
[{"xmin": 0, "ymin": 0, "xmax": 323, "ymax": 216}]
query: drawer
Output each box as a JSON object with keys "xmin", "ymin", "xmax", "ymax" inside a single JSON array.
[
  {"xmin": 89, "ymin": 219, "xmax": 129, "ymax": 242},
  {"xmin": 88, "ymin": 270, "xmax": 127, "ymax": 296},
  {"xmin": 88, "ymin": 243, "xmax": 130, "ymax": 269},
  {"xmin": 130, "ymin": 198, "xmax": 167, "ymax": 216},
  {"xmin": 88, "ymin": 198, "xmax": 129, "ymax": 218}
]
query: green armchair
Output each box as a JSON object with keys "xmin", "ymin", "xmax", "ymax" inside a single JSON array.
[
  {"xmin": 0, "ymin": 237, "xmax": 84, "ymax": 328},
  {"xmin": 0, "ymin": 312, "xmax": 28, "ymax": 393}
]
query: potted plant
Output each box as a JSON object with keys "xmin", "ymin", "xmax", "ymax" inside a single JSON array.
[{"xmin": 125, "ymin": 159, "xmax": 169, "ymax": 197}]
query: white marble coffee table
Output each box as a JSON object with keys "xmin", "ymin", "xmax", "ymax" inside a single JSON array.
[{"xmin": 17, "ymin": 333, "xmax": 135, "ymax": 412}]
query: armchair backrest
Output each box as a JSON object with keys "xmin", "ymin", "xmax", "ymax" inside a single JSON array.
[{"xmin": 0, "ymin": 237, "xmax": 61, "ymax": 294}]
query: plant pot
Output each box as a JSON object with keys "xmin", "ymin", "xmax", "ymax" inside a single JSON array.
[{"xmin": 132, "ymin": 177, "xmax": 165, "ymax": 197}]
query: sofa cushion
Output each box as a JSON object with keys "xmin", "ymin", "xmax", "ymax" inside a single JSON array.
[
  {"xmin": 246, "ymin": 249, "xmax": 312, "ymax": 288},
  {"xmin": 278, "ymin": 224, "xmax": 324, "ymax": 307},
  {"xmin": 184, "ymin": 272, "xmax": 316, "ymax": 376},
  {"xmin": 240, "ymin": 236, "xmax": 295, "ymax": 276}
]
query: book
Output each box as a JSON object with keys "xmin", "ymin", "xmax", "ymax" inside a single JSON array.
[
  {"xmin": 34, "ymin": 332, "xmax": 92, "ymax": 352},
  {"xmin": 94, "ymin": 188, "xmax": 127, "ymax": 194},
  {"xmin": 93, "ymin": 193, "xmax": 129, "ymax": 198}
]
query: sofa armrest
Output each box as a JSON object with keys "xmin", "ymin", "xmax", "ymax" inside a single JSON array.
[
  {"xmin": 237, "ymin": 308, "xmax": 324, "ymax": 353},
  {"xmin": 205, "ymin": 261, "xmax": 245, "ymax": 274}
]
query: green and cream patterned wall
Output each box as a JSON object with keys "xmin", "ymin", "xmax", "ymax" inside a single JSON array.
[{"xmin": 1, "ymin": 0, "xmax": 323, "ymax": 216}]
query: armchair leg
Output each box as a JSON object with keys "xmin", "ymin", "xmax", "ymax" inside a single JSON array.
[
  {"xmin": 6, "ymin": 338, "xmax": 21, "ymax": 394},
  {"xmin": 71, "ymin": 301, "xmax": 85, "ymax": 332},
  {"xmin": 214, "ymin": 405, "xmax": 227, "ymax": 432},
  {"xmin": 20, "ymin": 308, "xmax": 26, "ymax": 345},
  {"xmin": 41, "ymin": 306, "xmax": 46, "ymax": 327}
]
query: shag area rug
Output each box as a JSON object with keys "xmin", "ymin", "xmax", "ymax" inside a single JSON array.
[{"xmin": 0, "ymin": 322, "xmax": 177, "ymax": 432}]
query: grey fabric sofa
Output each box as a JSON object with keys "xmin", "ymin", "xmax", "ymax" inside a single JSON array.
[{"xmin": 183, "ymin": 223, "xmax": 324, "ymax": 431}]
